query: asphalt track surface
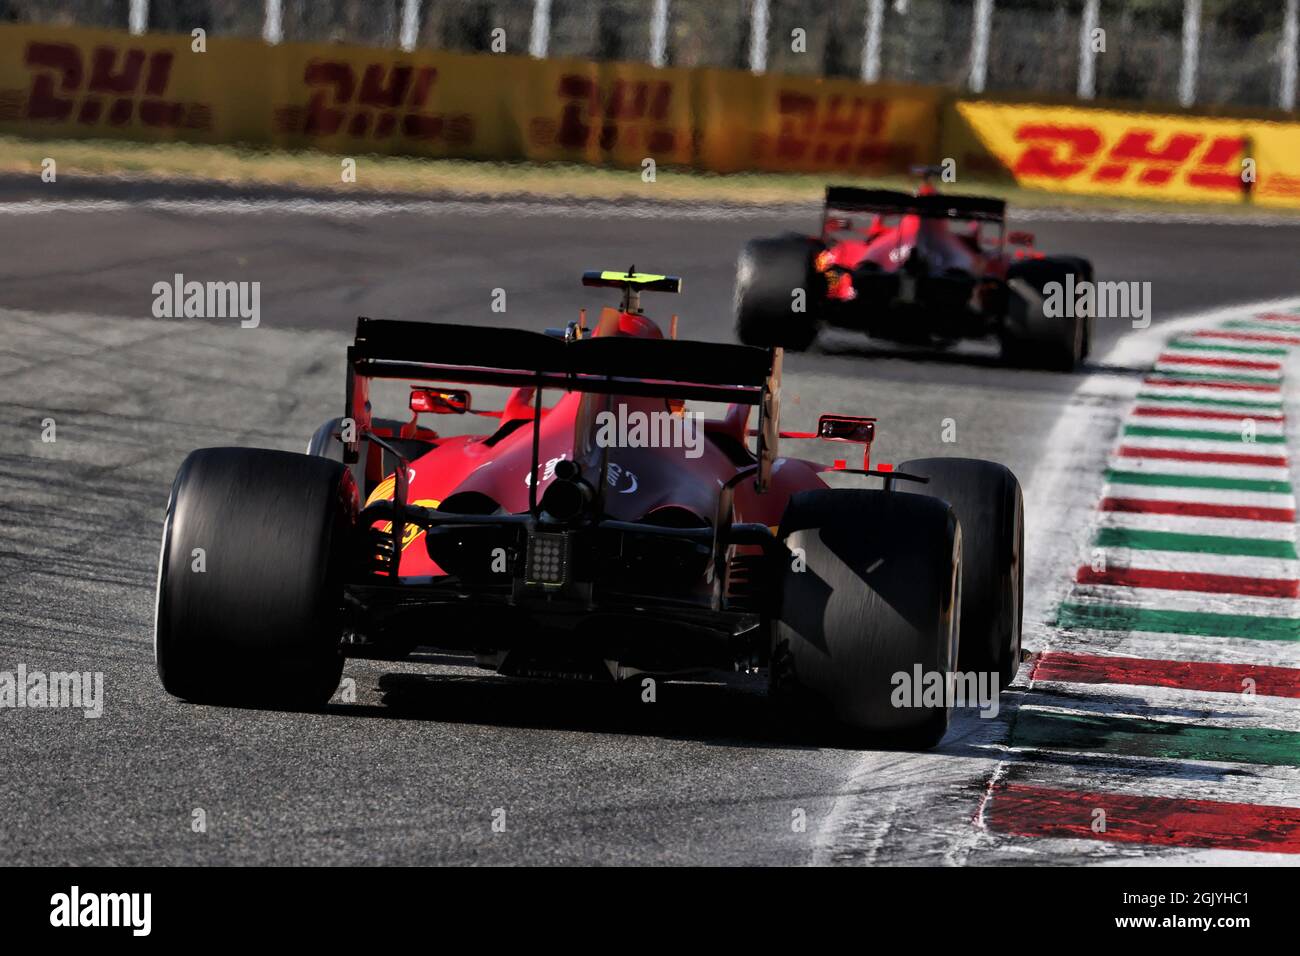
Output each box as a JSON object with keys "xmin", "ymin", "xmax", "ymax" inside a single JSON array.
[{"xmin": 1, "ymin": 177, "xmax": 1298, "ymax": 864}]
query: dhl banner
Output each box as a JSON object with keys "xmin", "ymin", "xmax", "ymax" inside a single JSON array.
[
  {"xmin": 946, "ymin": 100, "xmax": 1300, "ymax": 209},
  {"xmin": 3, "ymin": 22, "xmax": 1300, "ymax": 207},
  {"xmin": 695, "ymin": 71, "xmax": 940, "ymax": 175},
  {"xmin": 0, "ymin": 22, "xmax": 934, "ymax": 177},
  {"xmin": 0, "ymin": 24, "xmax": 527, "ymax": 160},
  {"xmin": 513, "ymin": 57, "xmax": 696, "ymax": 168}
]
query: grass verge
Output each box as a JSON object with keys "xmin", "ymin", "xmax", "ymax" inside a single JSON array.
[{"xmin": 1, "ymin": 134, "xmax": 1294, "ymax": 218}]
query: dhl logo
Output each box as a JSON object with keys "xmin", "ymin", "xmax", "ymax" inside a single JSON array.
[
  {"xmin": 534, "ymin": 74, "xmax": 678, "ymax": 153},
  {"xmin": 1010, "ymin": 122, "xmax": 1247, "ymax": 193},
  {"xmin": 274, "ymin": 61, "xmax": 472, "ymax": 143},
  {"xmin": 18, "ymin": 41, "xmax": 208, "ymax": 129},
  {"xmin": 758, "ymin": 92, "xmax": 910, "ymax": 169}
]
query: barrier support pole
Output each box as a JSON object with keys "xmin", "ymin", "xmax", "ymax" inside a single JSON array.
[
  {"xmin": 1281, "ymin": 0, "xmax": 1299, "ymax": 111},
  {"xmin": 649, "ymin": 0, "xmax": 670, "ymax": 68},
  {"xmin": 1178, "ymin": 0, "xmax": 1201, "ymax": 108},
  {"xmin": 129, "ymin": 0, "xmax": 148, "ymax": 35},
  {"xmin": 1078, "ymin": 0, "xmax": 1099, "ymax": 99},
  {"xmin": 749, "ymin": 0, "xmax": 769, "ymax": 74},
  {"xmin": 400, "ymin": 0, "xmax": 421, "ymax": 52},
  {"xmin": 861, "ymin": 0, "xmax": 884, "ymax": 83},
  {"xmin": 530, "ymin": 0, "xmax": 553, "ymax": 59},
  {"xmin": 264, "ymin": 0, "xmax": 283, "ymax": 45},
  {"xmin": 969, "ymin": 0, "xmax": 993, "ymax": 94}
]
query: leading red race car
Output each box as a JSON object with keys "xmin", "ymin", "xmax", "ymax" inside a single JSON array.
[
  {"xmin": 735, "ymin": 171, "xmax": 1095, "ymax": 369},
  {"xmin": 154, "ymin": 270, "xmax": 1023, "ymax": 746}
]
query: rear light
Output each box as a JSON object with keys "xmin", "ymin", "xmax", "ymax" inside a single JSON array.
[
  {"xmin": 831, "ymin": 271, "xmax": 856, "ymax": 300},
  {"xmin": 526, "ymin": 533, "xmax": 571, "ymax": 587},
  {"xmin": 814, "ymin": 250, "xmax": 835, "ymax": 272}
]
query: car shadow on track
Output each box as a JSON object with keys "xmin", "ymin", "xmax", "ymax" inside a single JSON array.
[
  {"xmin": 324, "ymin": 665, "xmax": 932, "ymax": 753},
  {"xmin": 329, "ymin": 669, "xmax": 816, "ymax": 750},
  {"xmin": 815, "ymin": 338, "xmax": 1012, "ymax": 371},
  {"xmin": 812, "ymin": 334, "xmax": 1153, "ymax": 381}
]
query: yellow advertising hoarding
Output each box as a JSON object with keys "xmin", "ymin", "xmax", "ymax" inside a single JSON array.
[
  {"xmin": 2, "ymin": 22, "xmax": 1299, "ymax": 208},
  {"xmin": 0, "ymin": 23, "xmax": 936, "ymax": 177},
  {"xmin": 946, "ymin": 100, "xmax": 1300, "ymax": 209},
  {"xmin": 695, "ymin": 71, "xmax": 941, "ymax": 175}
]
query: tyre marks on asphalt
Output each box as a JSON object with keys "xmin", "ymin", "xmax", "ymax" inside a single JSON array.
[{"xmin": 980, "ymin": 306, "xmax": 1300, "ymax": 859}]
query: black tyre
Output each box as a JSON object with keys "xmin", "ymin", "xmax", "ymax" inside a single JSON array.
[
  {"xmin": 306, "ymin": 417, "xmax": 350, "ymax": 460},
  {"xmin": 155, "ymin": 447, "xmax": 358, "ymax": 708},
  {"xmin": 734, "ymin": 236, "xmax": 820, "ymax": 351},
  {"xmin": 308, "ymin": 415, "xmax": 434, "ymax": 466},
  {"xmin": 773, "ymin": 489, "xmax": 961, "ymax": 747},
  {"xmin": 1000, "ymin": 257, "xmax": 1090, "ymax": 371},
  {"xmin": 308, "ymin": 416, "xmax": 438, "ymax": 499},
  {"xmin": 1052, "ymin": 256, "xmax": 1095, "ymax": 359},
  {"xmin": 898, "ymin": 458, "xmax": 1023, "ymax": 687}
]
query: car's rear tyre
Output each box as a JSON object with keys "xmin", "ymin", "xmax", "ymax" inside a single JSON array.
[
  {"xmin": 898, "ymin": 458, "xmax": 1023, "ymax": 686},
  {"xmin": 1051, "ymin": 256, "xmax": 1095, "ymax": 360},
  {"xmin": 734, "ymin": 236, "xmax": 821, "ymax": 351},
  {"xmin": 1000, "ymin": 257, "xmax": 1091, "ymax": 371},
  {"xmin": 155, "ymin": 447, "xmax": 357, "ymax": 708},
  {"xmin": 308, "ymin": 415, "xmax": 434, "ymax": 465},
  {"xmin": 772, "ymin": 489, "xmax": 961, "ymax": 748}
]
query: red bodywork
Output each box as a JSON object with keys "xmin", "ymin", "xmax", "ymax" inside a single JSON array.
[
  {"xmin": 818, "ymin": 183, "xmax": 1046, "ymax": 304},
  {"xmin": 359, "ymin": 307, "xmax": 837, "ymax": 581}
]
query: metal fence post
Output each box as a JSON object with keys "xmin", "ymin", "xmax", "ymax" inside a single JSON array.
[
  {"xmin": 1281, "ymin": 0, "xmax": 1299, "ymax": 111},
  {"xmin": 264, "ymin": 0, "xmax": 283, "ymax": 45},
  {"xmin": 400, "ymin": 0, "xmax": 421, "ymax": 52},
  {"xmin": 649, "ymin": 0, "xmax": 670, "ymax": 68},
  {"xmin": 861, "ymin": 0, "xmax": 884, "ymax": 83},
  {"xmin": 1078, "ymin": 0, "xmax": 1099, "ymax": 99},
  {"xmin": 1178, "ymin": 0, "xmax": 1201, "ymax": 108},
  {"xmin": 969, "ymin": 0, "xmax": 993, "ymax": 94},
  {"xmin": 530, "ymin": 0, "xmax": 552, "ymax": 59},
  {"xmin": 749, "ymin": 0, "xmax": 769, "ymax": 74},
  {"xmin": 129, "ymin": 0, "xmax": 148, "ymax": 35}
]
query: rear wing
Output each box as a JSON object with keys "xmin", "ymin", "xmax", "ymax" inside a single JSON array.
[
  {"xmin": 824, "ymin": 185, "xmax": 1006, "ymax": 223},
  {"xmin": 345, "ymin": 317, "xmax": 785, "ymax": 490}
]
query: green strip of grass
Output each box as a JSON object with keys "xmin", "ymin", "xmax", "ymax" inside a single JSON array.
[{"xmin": 3, "ymin": 134, "xmax": 1296, "ymax": 217}]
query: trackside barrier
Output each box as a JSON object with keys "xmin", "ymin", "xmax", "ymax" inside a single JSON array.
[
  {"xmin": 944, "ymin": 100, "xmax": 1300, "ymax": 210},
  {"xmin": 2, "ymin": 23, "xmax": 1298, "ymax": 208},
  {"xmin": 0, "ymin": 23, "xmax": 941, "ymax": 177}
]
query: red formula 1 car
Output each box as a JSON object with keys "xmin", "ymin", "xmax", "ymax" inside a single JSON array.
[
  {"xmin": 154, "ymin": 270, "xmax": 1023, "ymax": 746},
  {"xmin": 735, "ymin": 174, "xmax": 1095, "ymax": 369}
]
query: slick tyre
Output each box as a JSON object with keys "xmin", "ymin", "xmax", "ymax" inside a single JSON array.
[
  {"xmin": 155, "ymin": 447, "xmax": 357, "ymax": 708},
  {"xmin": 307, "ymin": 415, "xmax": 431, "ymax": 469},
  {"xmin": 898, "ymin": 458, "xmax": 1024, "ymax": 686},
  {"xmin": 1051, "ymin": 256, "xmax": 1095, "ymax": 360},
  {"xmin": 734, "ymin": 236, "xmax": 821, "ymax": 351},
  {"xmin": 773, "ymin": 489, "xmax": 961, "ymax": 748},
  {"xmin": 1000, "ymin": 257, "xmax": 1091, "ymax": 371}
]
